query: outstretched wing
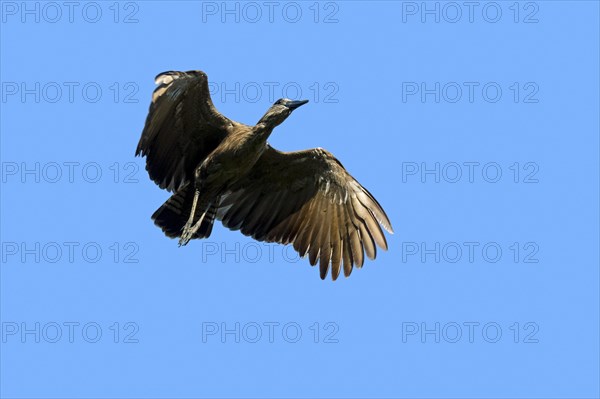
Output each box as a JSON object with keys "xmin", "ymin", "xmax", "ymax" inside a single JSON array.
[
  {"xmin": 217, "ymin": 146, "xmax": 394, "ymax": 280},
  {"xmin": 136, "ymin": 70, "xmax": 236, "ymax": 192}
]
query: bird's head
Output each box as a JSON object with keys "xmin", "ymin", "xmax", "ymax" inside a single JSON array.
[{"xmin": 258, "ymin": 98, "xmax": 309, "ymax": 128}]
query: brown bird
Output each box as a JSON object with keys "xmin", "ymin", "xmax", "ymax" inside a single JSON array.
[{"xmin": 136, "ymin": 70, "xmax": 393, "ymax": 280}]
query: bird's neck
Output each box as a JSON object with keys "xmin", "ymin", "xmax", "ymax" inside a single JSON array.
[{"xmin": 253, "ymin": 123, "xmax": 274, "ymax": 142}]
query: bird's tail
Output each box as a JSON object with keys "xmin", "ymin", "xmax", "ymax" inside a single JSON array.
[{"xmin": 151, "ymin": 183, "xmax": 216, "ymax": 239}]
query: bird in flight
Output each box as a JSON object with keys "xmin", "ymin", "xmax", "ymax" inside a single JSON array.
[{"xmin": 136, "ymin": 70, "xmax": 393, "ymax": 280}]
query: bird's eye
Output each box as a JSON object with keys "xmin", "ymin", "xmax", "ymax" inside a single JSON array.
[{"xmin": 274, "ymin": 99, "xmax": 284, "ymax": 105}]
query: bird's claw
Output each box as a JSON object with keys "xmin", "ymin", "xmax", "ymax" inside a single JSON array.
[{"xmin": 179, "ymin": 222, "xmax": 194, "ymax": 247}]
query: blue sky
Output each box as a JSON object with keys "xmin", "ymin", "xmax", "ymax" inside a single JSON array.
[{"xmin": 1, "ymin": 1, "xmax": 599, "ymax": 398}]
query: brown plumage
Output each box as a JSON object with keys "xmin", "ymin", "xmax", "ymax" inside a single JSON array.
[{"xmin": 136, "ymin": 70, "xmax": 393, "ymax": 280}]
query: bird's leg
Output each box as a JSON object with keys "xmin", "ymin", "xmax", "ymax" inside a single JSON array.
[
  {"xmin": 179, "ymin": 189, "xmax": 200, "ymax": 247},
  {"xmin": 180, "ymin": 208, "xmax": 208, "ymax": 247}
]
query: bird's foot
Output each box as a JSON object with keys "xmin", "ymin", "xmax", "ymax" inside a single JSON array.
[{"xmin": 179, "ymin": 222, "xmax": 195, "ymax": 247}]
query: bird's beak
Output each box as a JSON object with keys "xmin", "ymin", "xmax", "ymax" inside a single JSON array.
[{"xmin": 286, "ymin": 100, "xmax": 309, "ymax": 110}]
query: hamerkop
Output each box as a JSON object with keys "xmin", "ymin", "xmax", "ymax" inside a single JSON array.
[{"xmin": 136, "ymin": 70, "xmax": 393, "ymax": 280}]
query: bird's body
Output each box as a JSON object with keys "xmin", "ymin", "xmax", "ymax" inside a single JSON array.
[
  {"xmin": 136, "ymin": 70, "xmax": 393, "ymax": 280},
  {"xmin": 203, "ymin": 125, "xmax": 268, "ymax": 186}
]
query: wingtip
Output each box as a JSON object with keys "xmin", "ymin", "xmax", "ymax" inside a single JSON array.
[{"xmin": 154, "ymin": 71, "xmax": 182, "ymax": 86}]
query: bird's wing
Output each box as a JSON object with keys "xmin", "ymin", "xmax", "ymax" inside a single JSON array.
[
  {"xmin": 136, "ymin": 70, "xmax": 235, "ymax": 192},
  {"xmin": 217, "ymin": 146, "xmax": 393, "ymax": 280}
]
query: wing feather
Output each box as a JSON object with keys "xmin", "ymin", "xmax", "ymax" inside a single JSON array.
[
  {"xmin": 292, "ymin": 198, "xmax": 320, "ymax": 257},
  {"xmin": 352, "ymin": 195, "xmax": 386, "ymax": 253},
  {"xmin": 217, "ymin": 146, "xmax": 393, "ymax": 280},
  {"xmin": 307, "ymin": 199, "xmax": 325, "ymax": 266},
  {"xmin": 358, "ymin": 218, "xmax": 376, "ymax": 261},
  {"xmin": 223, "ymin": 190, "xmax": 261, "ymax": 230},
  {"xmin": 136, "ymin": 70, "xmax": 236, "ymax": 192},
  {"xmin": 330, "ymin": 201, "xmax": 342, "ymax": 280},
  {"xmin": 318, "ymin": 199, "xmax": 332, "ymax": 279}
]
